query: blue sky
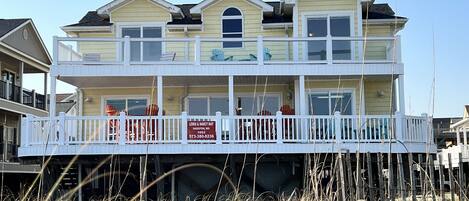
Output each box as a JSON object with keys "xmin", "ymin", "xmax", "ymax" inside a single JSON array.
[{"xmin": 1, "ymin": 0, "xmax": 467, "ymax": 117}]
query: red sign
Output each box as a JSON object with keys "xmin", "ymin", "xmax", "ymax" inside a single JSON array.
[{"xmin": 187, "ymin": 121, "xmax": 216, "ymax": 140}]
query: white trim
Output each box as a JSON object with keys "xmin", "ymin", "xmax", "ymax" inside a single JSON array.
[
  {"xmin": 221, "ymin": 7, "xmax": 244, "ymax": 49},
  {"xmin": 116, "ymin": 22, "xmax": 166, "ymax": 62},
  {"xmin": 0, "ymin": 42, "xmax": 49, "ymax": 71},
  {"xmin": 166, "ymin": 24, "xmax": 203, "ymax": 31},
  {"xmin": 262, "ymin": 23, "xmax": 293, "ymax": 29},
  {"xmin": 100, "ymin": 95, "xmax": 151, "ymax": 116},
  {"xmin": 190, "ymin": 0, "xmax": 273, "ymax": 15},
  {"xmin": 301, "ymin": 11, "xmax": 355, "ymax": 62},
  {"xmin": 364, "ymin": 18, "xmax": 408, "ymax": 25},
  {"xmin": 0, "ymin": 20, "xmax": 52, "ymax": 65},
  {"xmin": 97, "ymin": 0, "xmax": 182, "ymax": 16},
  {"xmin": 306, "ymin": 88, "xmax": 356, "ymax": 115},
  {"xmin": 61, "ymin": 26, "xmax": 112, "ymax": 33}
]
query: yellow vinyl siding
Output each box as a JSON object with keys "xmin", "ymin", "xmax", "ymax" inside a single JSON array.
[
  {"xmin": 77, "ymin": 33, "xmax": 117, "ymax": 62},
  {"xmin": 364, "ymin": 25, "xmax": 394, "ymax": 60},
  {"xmin": 364, "ymin": 79, "xmax": 394, "ymax": 115},
  {"xmin": 82, "ymin": 85, "xmax": 291, "ymax": 116},
  {"xmin": 110, "ymin": 0, "xmax": 171, "ymax": 23}
]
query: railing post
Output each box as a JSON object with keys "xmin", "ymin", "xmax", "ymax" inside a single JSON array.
[
  {"xmin": 276, "ymin": 111, "xmax": 283, "ymax": 144},
  {"xmin": 52, "ymin": 36, "xmax": 58, "ymax": 66},
  {"xmin": 395, "ymin": 35, "xmax": 402, "ymax": 63},
  {"xmin": 119, "ymin": 112, "xmax": 126, "ymax": 145},
  {"xmin": 334, "ymin": 111, "xmax": 342, "ymax": 144},
  {"xmin": 216, "ymin": 112, "xmax": 222, "ymax": 144},
  {"xmin": 58, "ymin": 112, "xmax": 66, "ymax": 145},
  {"xmin": 32, "ymin": 90, "xmax": 37, "ymax": 108},
  {"xmin": 124, "ymin": 36, "xmax": 131, "ymax": 66},
  {"xmin": 194, "ymin": 36, "xmax": 201, "ymax": 65},
  {"xmin": 395, "ymin": 111, "xmax": 404, "ymax": 142},
  {"xmin": 181, "ymin": 112, "xmax": 188, "ymax": 144},
  {"xmin": 21, "ymin": 115, "xmax": 31, "ymax": 147},
  {"xmin": 421, "ymin": 113, "xmax": 429, "ymax": 144},
  {"xmin": 257, "ymin": 35, "xmax": 264, "ymax": 65},
  {"xmin": 326, "ymin": 35, "xmax": 333, "ymax": 64}
]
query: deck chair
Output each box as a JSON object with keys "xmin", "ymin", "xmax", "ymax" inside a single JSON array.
[
  {"xmin": 249, "ymin": 48, "xmax": 272, "ymax": 61},
  {"xmin": 211, "ymin": 49, "xmax": 233, "ymax": 61}
]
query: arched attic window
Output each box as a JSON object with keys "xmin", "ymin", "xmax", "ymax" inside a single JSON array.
[{"xmin": 222, "ymin": 7, "xmax": 243, "ymax": 48}]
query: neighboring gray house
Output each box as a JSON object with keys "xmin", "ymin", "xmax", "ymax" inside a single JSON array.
[{"xmin": 0, "ymin": 18, "xmax": 51, "ymax": 191}]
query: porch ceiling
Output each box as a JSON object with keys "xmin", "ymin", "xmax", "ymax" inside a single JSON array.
[{"xmin": 59, "ymin": 76, "xmax": 298, "ymax": 88}]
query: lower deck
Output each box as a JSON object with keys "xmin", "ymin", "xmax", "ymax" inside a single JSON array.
[{"xmin": 19, "ymin": 113, "xmax": 436, "ymax": 156}]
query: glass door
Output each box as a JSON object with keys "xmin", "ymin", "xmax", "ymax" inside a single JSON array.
[{"xmin": 122, "ymin": 26, "xmax": 162, "ymax": 62}]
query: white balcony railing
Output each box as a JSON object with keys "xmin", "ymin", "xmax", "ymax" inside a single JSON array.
[
  {"xmin": 54, "ymin": 36, "xmax": 401, "ymax": 66},
  {"xmin": 20, "ymin": 112, "xmax": 431, "ymax": 155}
]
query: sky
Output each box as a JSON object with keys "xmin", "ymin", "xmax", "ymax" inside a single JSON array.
[{"xmin": 1, "ymin": 0, "xmax": 467, "ymax": 118}]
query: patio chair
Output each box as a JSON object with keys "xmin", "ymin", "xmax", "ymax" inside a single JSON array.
[
  {"xmin": 211, "ymin": 49, "xmax": 233, "ymax": 61},
  {"xmin": 249, "ymin": 48, "xmax": 272, "ymax": 61},
  {"xmin": 160, "ymin": 52, "xmax": 176, "ymax": 61}
]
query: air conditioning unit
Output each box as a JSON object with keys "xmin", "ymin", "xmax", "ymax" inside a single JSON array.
[{"xmin": 83, "ymin": 53, "xmax": 101, "ymax": 62}]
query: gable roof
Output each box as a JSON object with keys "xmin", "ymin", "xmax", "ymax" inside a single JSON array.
[
  {"xmin": 0, "ymin": 19, "xmax": 29, "ymax": 38},
  {"xmin": 64, "ymin": 2, "xmax": 405, "ymax": 28},
  {"xmin": 97, "ymin": 0, "xmax": 183, "ymax": 16},
  {"xmin": 189, "ymin": 0, "xmax": 273, "ymax": 15},
  {"xmin": 0, "ymin": 19, "xmax": 52, "ymax": 66}
]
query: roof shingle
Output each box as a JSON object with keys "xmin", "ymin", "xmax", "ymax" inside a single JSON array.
[{"xmin": 0, "ymin": 19, "xmax": 29, "ymax": 38}]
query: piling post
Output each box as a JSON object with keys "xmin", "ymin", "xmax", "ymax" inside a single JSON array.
[
  {"xmin": 429, "ymin": 154, "xmax": 437, "ymax": 201},
  {"xmin": 448, "ymin": 153, "xmax": 455, "ymax": 201},
  {"xmin": 409, "ymin": 154, "xmax": 417, "ymax": 201},
  {"xmin": 366, "ymin": 152, "xmax": 375, "ymax": 201},
  {"xmin": 377, "ymin": 153, "xmax": 385, "ymax": 201},
  {"xmin": 458, "ymin": 153, "xmax": 465, "ymax": 201},
  {"xmin": 397, "ymin": 154, "xmax": 406, "ymax": 199},
  {"xmin": 439, "ymin": 154, "xmax": 446, "ymax": 201}
]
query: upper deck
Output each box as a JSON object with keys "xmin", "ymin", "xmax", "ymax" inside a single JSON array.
[{"xmin": 52, "ymin": 35, "xmax": 402, "ymax": 77}]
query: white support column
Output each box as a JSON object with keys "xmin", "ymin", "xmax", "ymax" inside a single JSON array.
[
  {"xmin": 49, "ymin": 75, "xmax": 57, "ymax": 118},
  {"xmin": 292, "ymin": 4, "xmax": 299, "ymax": 62},
  {"xmin": 398, "ymin": 75, "xmax": 406, "ymax": 114},
  {"xmin": 276, "ymin": 111, "xmax": 283, "ymax": 144},
  {"xmin": 194, "ymin": 36, "xmax": 201, "ymax": 65},
  {"xmin": 228, "ymin": 75, "xmax": 235, "ymax": 141},
  {"xmin": 299, "ymin": 76, "xmax": 307, "ymax": 141},
  {"xmin": 58, "ymin": 112, "xmax": 65, "ymax": 145},
  {"xmin": 19, "ymin": 62, "xmax": 24, "ymax": 104},
  {"xmin": 119, "ymin": 112, "xmax": 126, "ymax": 145},
  {"xmin": 157, "ymin": 76, "xmax": 163, "ymax": 141},
  {"xmin": 123, "ymin": 36, "xmax": 130, "ymax": 66},
  {"xmin": 44, "ymin": 73, "xmax": 48, "ymax": 110},
  {"xmin": 257, "ymin": 35, "xmax": 264, "ymax": 65},
  {"xmin": 334, "ymin": 111, "xmax": 342, "ymax": 145},
  {"xmin": 181, "ymin": 112, "xmax": 188, "ymax": 144},
  {"xmin": 215, "ymin": 112, "xmax": 222, "ymax": 144},
  {"xmin": 299, "ymin": 76, "xmax": 306, "ymax": 115}
]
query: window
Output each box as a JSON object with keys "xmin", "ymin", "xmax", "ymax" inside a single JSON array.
[
  {"xmin": 222, "ymin": 8, "xmax": 243, "ymax": 48},
  {"xmin": 306, "ymin": 15, "xmax": 351, "ymax": 61},
  {"xmin": 309, "ymin": 91, "xmax": 353, "ymax": 115},
  {"xmin": 121, "ymin": 26, "xmax": 162, "ymax": 62},
  {"xmin": 237, "ymin": 95, "xmax": 281, "ymax": 116},
  {"xmin": 105, "ymin": 98, "xmax": 148, "ymax": 116},
  {"xmin": 187, "ymin": 96, "xmax": 229, "ymax": 115}
]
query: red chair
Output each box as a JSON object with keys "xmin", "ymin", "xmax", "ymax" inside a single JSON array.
[
  {"xmin": 142, "ymin": 104, "xmax": 165, "ymax": 141},
  {"xmin": 280, "ymin": 105, "xmax": 296, "ymax": 140},
  {"xmin": 105, "ymin": 105, "xmax": 119, "ymax": 141}
]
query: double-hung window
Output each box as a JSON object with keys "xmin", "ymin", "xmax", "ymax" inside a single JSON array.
[
  {"xmin": 222, "ymin": 8, "xmax": 243, "ymax": 48},
  {"xmin": 121, "ymin": 26, "xmax": 162, "ymax": 62},
  {"xmin": 309, "ymin": 91, "xmax": 353, "ymax": 115},
  {"xmin": 105, "ymin": 98, "xmax": 148, "ymax": 116},
  {"xmin": 306, "ymin": 15, "xmax": 352, "ymax": 61}
]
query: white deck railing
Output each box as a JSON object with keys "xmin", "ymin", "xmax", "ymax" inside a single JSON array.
[
  {"xmin": 21, "ymin": 112, "xmax": 431, "ymax": 149},
  {"xmin": 54, "ymin": 36, "xmax": 401, "ymax": 66}
]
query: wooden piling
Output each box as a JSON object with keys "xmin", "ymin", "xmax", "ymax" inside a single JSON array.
[
  {"xmin": 366, "ymin": 152, "xmax": 375, "ymax": 201},
  {"xmin": 409, "ymin": 154, "xmax": 417, "ymax": 201},
  {"xmin": 356, "ymin": 151, "xmax": 363, "ymax": 200},
  {"xmin": 448, "ymin": 153, "xmax": 455, "ymax": 201},
  {"xmin": 418, "ymin": 154, "xmax": 426, "ymax": 199},
  {"xmin": 377, "ymin": 153, "xmax": 385, "ymax": 201},
  {"xmin": 439, "ymin": 154, "xmax": 445, "ymax": 201},
  {"xmin": 459, "ymin": 153, "xmax": 465, "ymax": 201},
  {"xmin": 397, "ymin": 154, "xmax": 406, "ymax": 200},
  {"xmin": 346, "ymin": 150, "xmax": 354, "ymax": 198},
  {"xmin": 139, "ymin": 156, "xmax": 148, "ymax": 201},
  {"xmin": 429, "ymin": 154, "xmax": 436, "ymax": 201},
  {"xmin": 388, "ymin": 153, "xmax": 395, "ymax": 200},
  {"xmin": 338, "ymin": 151, "xmax": 346, "ymax": 201}
]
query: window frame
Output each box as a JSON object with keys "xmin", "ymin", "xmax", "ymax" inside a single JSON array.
[
  {"xmin": 301, "ymin": 11, "xmax": 355, "ymax": 62},
  {"xmin": 101, "ymin": 95, "xmax": 150, "ymax": 116},
  {"xmin": 221, "ymin": 7, "xmax": 244, "ymax": 49},
  {"xmin": 236, "ymin": 93, "xmax": 282, "ymax": 116},
  {"xmin": 116, "ymin": 22, "xmax": 166, "ymax": 62},
  {"xmin": 185, "ymin": 94, "xmax": 230, "ymax": 116},
  {"xmin": 307, "ymin": 89, "xmax": 355, "ymax": 115}
]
